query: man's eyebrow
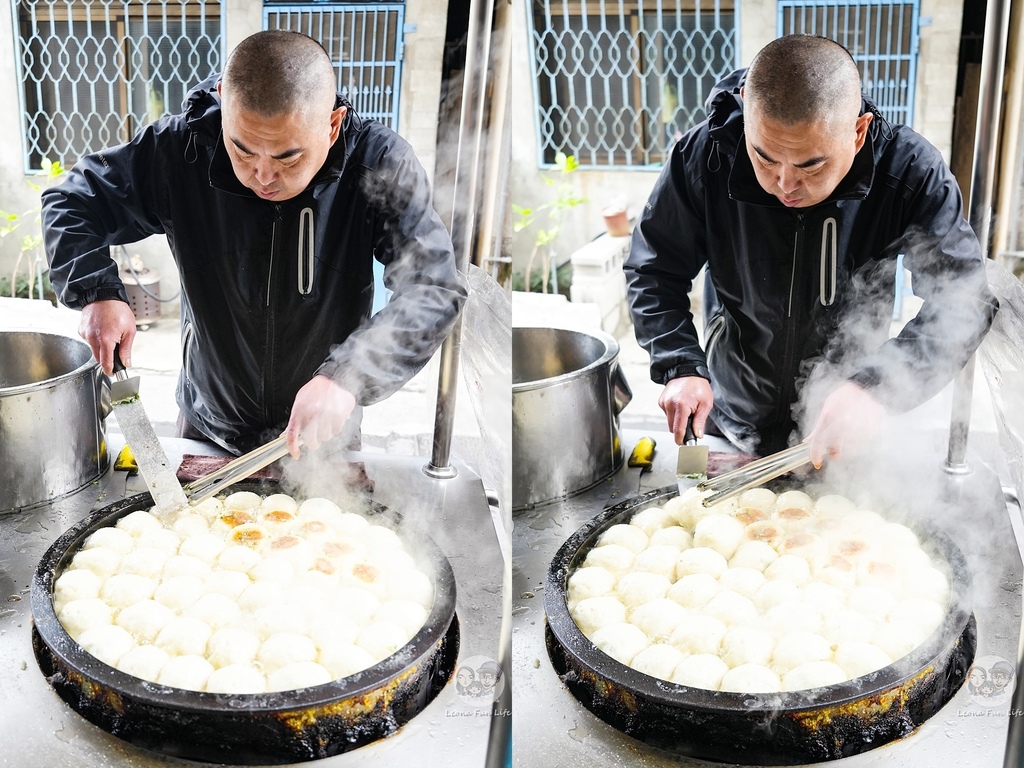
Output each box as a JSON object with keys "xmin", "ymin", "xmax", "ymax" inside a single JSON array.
[
  {"xmin": 752, "ymin": 144, "xmax": 826, "ymax": 168},
  {"xmin": 229, "ymin": 136, "xmax": 303, "ymax": 160}
]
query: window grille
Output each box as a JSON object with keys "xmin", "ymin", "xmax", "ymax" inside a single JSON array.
[
  {"xmin": 528, "ymin": 1, "xmax": 738, "ymax": 169},
  {"xmin": 13, "ymin": 0, "xmax": 223, "ymax": 173},
  {"xmin": 779, "ymin": 0, "xmax": 920, "ymax": 127},
  {"xmin": 264, "ymin": 4, "xmax": 404, "ymax": 129}
]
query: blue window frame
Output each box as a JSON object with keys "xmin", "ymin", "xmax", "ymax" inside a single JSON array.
[
  {"xmin": 13, "ymin": 0, "xmax": 223, "ymax": 173},
  {"xmin": 527, "ymin": 1, "xmax": 740, "ymax": 170},
  {"xmin": 778, "ymin": 0, "xmax": 920, "ymax": 128},
  {"xmin": 263, "ymin": 3, "xmax": 405, "ymax": 130}
]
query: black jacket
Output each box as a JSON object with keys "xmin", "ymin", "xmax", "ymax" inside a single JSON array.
[
  {"xmin": 624, "ymin": 70, "xmax": 997, "ymax": 454},
  {"xmin": 43, "ymin": 76, "xmax": 466, "ymax": 454}
]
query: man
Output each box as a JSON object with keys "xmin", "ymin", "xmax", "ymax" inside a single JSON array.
[
  {"xmin": 43, "ymin": 30, "xmax": 466, "ymax": 459},
  {"xmin": 990, "ymin": 660, "xmax": 1014, "ymax": 698},
  {"xmin": 625, "ymin": 35, "xmax": 997, "ymax": 463}
]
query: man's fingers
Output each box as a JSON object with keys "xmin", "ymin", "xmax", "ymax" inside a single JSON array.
[
  {"xmin": 119, "ymin": 336, "xmax": 134, "ymax": 370},
  {"xmin": 691, "ymin": 398, "xmax": 713, "ymax": 440},
  {"xmin": 284, "ymin": 424, "xmax": 303, "ymax": 459}
]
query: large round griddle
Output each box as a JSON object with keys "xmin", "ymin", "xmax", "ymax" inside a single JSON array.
[
  {"xmin": 545, "ymin": 486, "xmax": 976, "ymax": 765},
  {"xmin": 31, "ymin": 481, "xmax": 459, "ymax": 764}
]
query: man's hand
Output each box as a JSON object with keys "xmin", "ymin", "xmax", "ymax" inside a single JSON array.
[
  {"xmin": 284, "ymin": 375, "xmax": 357, "ymax": 458},
  {"xmin": 79, "ymin": 300, "xmax": 137, "ymax": 375},
  {"xmin": 805, "ymin": 381, "xmax": 887, "ymax": 468},
  {"xmin": 659, "ymin": 376, "xmax": 714, "ymax": 445}
]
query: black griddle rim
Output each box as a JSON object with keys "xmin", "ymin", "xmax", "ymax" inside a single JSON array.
[
  {"xmin": 545, "ymin": 484, "xmax": 974, "ymax": 715},
  {"xmin": 31, "ymin": 482, "xmax": 458, "ymax": 713}
]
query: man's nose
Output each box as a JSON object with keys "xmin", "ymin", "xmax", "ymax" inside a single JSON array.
[
  {"xmin": 253, "ymin": 161, "xmax": 277, "ymax": 185},
  {"xmin": 777, "ymin": 167, "xmax": 800, "ymax": 194}
]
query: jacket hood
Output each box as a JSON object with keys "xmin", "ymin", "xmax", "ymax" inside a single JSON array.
[
  {"xmin": 182, "ymin": 74, "xmax": 222, "ymax": 145},
  {"xmin": 704, "ymin": 68, "xmax": 746, "ymax": 138}
]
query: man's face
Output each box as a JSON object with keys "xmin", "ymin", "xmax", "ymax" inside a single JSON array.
[
  {"xmin": 742, "ymin": 98, "xmax": 872, "ymax": 209},
  {"xmin": 480, "ymin": 670, "xmax": 497, "ymax": 689},
  {"xmin": 218, "ymin": 84, "xmax": 344, "ymax": 202},
  {"xmin": 993, "ymin": 670, "xmax": 1010, "ymax": 689}
]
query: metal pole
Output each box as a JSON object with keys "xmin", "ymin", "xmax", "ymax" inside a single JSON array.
[
  {"xmin": 424, "ymin": 0, "xmax": 495, "ymax": 478},
  {"xmin": 945, "ymin": 0, "xmax": 1010, "ymax": 474}
]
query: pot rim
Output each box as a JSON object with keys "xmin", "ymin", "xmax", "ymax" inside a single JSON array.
[
  {"xmin": 512, "ymin": 325, "xmax": 620, "ymax": 392},
  {"xmin": 0, "ymin": 331, "xmax": 98, "ymax": 396}
]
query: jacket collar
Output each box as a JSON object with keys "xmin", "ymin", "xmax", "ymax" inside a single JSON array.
[{"xmin": 183, "ymin": 74, "xmax": 355, "ymax": 198}]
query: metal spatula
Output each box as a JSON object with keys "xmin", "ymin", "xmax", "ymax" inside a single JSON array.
[
  {"xmin": 110, "ymin": 343, "xmax": 189, "ymax": 515},
  {"xmin": 676, "ymin": 416, "xmax": 709, "ymax": 497}
]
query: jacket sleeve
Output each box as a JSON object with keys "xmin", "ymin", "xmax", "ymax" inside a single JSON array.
[
  {"xmin": 315, "ymin": 139, "xmax": 467, "ymax": 405},
  {"xmin": 624, "ymin": 134, "xmax": 711, "ymax": 385},
  {"xmin": 42, "ymin": 124, "xmax": 171, "ymax": 309},
  {"xmin": 847, "ymin": 137, "xmax": 998, "ymax": 411}
]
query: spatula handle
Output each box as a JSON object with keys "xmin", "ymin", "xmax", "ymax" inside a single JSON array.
[
  {"xmin": 112, "ymin": 342, "xmax": 128, "ymax": 379},
  {"xmin": 684, "ymin": 414, "xmax": 697, "ymax": 446}
]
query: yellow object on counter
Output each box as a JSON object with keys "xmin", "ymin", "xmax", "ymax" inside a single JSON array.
[
  {"xmin": 113, "ymin": 444, "xmax": 139, "ymax": 474},
  {"xmin": 628, "ymin": 437, "xmax": 656, "ymax": 470}
]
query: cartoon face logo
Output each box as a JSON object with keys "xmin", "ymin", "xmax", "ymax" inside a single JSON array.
[
  {"xmin": 456, "ymin": 666, "xmax": 475, "ymax": 691},
  {"xmin": 454, "ymin": 655, "xmax": 505, "ymax": 707},
  {"xmin": 968, "ymin": 656, "xmax": 1016, "ymax": 707},
  {"xmin": 990, "ymin": 661, "xmax": 1014, "ymax": 692},
  {"xmin": 968, "ymin": 666, "xmax": 987, "ymax": 690}
]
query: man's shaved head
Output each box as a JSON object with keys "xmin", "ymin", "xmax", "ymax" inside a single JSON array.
[
  {"xmin": 217, "ymin": 31, "xmax": 346, "ymax": 202},
  {"xmin": 744, "ymin": 35, "xmax": 863, "ymax": 129},
  {"xmin": 222, "ymin": 30, "xmax": 336, "ymax": 119}
]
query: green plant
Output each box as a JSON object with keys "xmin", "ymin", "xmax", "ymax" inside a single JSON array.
[
  {"xmin": 511, "ymin": 260, "xmax": 573, "ymax": 295},
  {"xmin": 512, "ymin": 152, "xmax": 586, "ymax": 294},
  {"xmin": 0, "ymin": 158, "xmax": 65, "ymax": 302}
]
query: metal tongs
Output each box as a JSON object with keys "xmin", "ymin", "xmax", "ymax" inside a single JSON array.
[
  {"xmin": 697, "ymin": 443, "xmax": 813, "ymax": 507},
  {"xmin": 182, "ymin": 435, "xmax": 298, "ymax": 504}
]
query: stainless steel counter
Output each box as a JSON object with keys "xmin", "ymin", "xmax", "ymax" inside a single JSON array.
[
  {"xmin": 512, "ymin": 428, "xmax": 1024, "ymax": 768},
  {"xmin": 0, "ymin": 436, "xmax": 505, "ymax": 768}
]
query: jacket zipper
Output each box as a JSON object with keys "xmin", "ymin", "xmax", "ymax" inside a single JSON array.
[
  {"xmin": 263, "ymin": 204, "xmax": 282, "ymax": 424},
  {"xmin": 778, "ymin": 213, "xmax": 805, "ymax": 429},
  {"xmin": 820, "ymin": 217, "xmax": 837, "ymax": 307},
  {"xmin": 266, "ymin": 206, "xmax": 280, "ymax": 307},
  {"xmin": 787, "ymin": 225, "xmax": 799, "ymax": 319},
  {"xmin": 182, "ymin": 321, "xmax": 194, "ymax": 384},
  {"xmin": 704, "ymin": 314, "xmax": 726, "ymax": 366},
  {"xmin": 298, "ymin": 207, "xmax": 314, "ymax": 295}
]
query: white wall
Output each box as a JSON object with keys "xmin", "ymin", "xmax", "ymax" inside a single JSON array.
[
  {"xmin": 917, "ymin": 0, "xmax": 965, "ymax": 163},
  {"xmin": 399, "ymin": 0, "xmax": 450, "ymax": 183}
]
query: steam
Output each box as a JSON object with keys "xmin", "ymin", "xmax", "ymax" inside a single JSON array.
[
  {"xmin": 977, "ymin": 259, "xmax": 1024, "ymax": 505},
  {"xmin": 792, "ymin": 228, "xmax": 997, "ymax": 454},
  {"xmin": 774, "ymin": 252, "xmax": 1024, "ymax": 674}
]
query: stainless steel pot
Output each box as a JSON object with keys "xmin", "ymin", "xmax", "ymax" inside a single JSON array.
[
  {"xmin": 0, "ymin": 331, "xmax": 108, "ymax": 512},
  {"xmin": 513, "ymin": 326, "xmax": 631, "ymax": 510}
]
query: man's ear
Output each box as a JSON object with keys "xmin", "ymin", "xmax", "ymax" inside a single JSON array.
[
  {"xmin": 854, "ymin": 110, "xmax": 873, "ymax": 151},
  {"xmin": 329, "ymin": 105, "xmax": 347, "ymax": 143}
]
